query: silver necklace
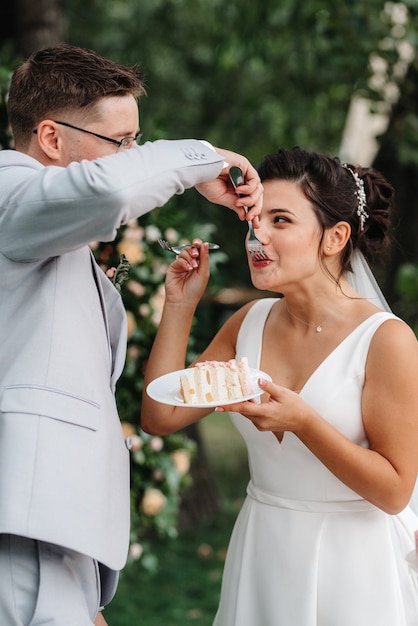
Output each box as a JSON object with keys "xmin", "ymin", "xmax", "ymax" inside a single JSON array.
[{"xmin": 285, "ymin": 302, "xmax": 323, "ymax": 333}]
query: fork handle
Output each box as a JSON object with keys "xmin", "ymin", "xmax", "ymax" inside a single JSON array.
[
  {"xmin": 245, "ymin": 207, "xmax": 256, "ymax": 231},
  {"xmin": 229, "ymin": 166, "xmax": 245, "ymax": 191},
  {"xmin": 229, "ymin": 167, "xmax": 256, "ymax": 229}
]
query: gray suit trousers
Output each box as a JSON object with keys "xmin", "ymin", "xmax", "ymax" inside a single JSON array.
[{"xmin": 0, "ymin": 535, "xmax": 101, "ymax": 625}]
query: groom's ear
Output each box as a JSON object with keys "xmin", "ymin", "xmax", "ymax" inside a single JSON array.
[
  {"xmin": 32, "ymin": 120, "xmax": 63, "ymax": 163},
  {"xmin": 324, "ymin": 221, "xmax": 351, "ymax": 254}
]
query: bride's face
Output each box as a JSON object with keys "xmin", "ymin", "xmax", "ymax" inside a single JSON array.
[{"xmin": 247, "ymin": 179, "xmax": 323, "ymax": 293}]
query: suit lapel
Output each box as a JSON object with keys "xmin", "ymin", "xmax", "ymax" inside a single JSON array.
[{"xmin": 89, "ymin": 251, "xmax": 128, "ymax": 391}]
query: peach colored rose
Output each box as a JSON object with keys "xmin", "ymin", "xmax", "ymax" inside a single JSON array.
[
  {"xmin": 197, "ymin": 543, "xmax": 213, "ymax": 558},
  {"xmin": 141, "ymin": 488, "xmax": 167, "ymax": 516},
  {"xmin": 127, "ymin": 345, "xmax": 139, "ymax": 361},
  {"xmin": 121, "ymin": 422, "xmax": 135, "ymax": 437},
  {"xmin": 117, "ymin": 239, "xmax": 144, "ymax": 265},
  {"xmin": 152, "ymin": 468, "xmax": 165, "ymax": 482},
  {"xmin": 126, "ymin": 311, "xmax": 137, "ymax": 338},
  {"xmin": 171, "ymin": 449, "xmax": 191, "ymax": 475}
]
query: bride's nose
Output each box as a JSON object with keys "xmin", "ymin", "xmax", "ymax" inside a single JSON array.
[{"xmin": 252, "ymin": 220, "xmax": 269, "ymax": 245}]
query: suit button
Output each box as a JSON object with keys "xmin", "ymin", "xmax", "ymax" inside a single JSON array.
[
  {"xmin": 183, "ymin": 149, "xmax": 196, "ymax": 160},
  {"xmin": 183, "ymin": 148, "xmax": 208, "ymax": 160}
]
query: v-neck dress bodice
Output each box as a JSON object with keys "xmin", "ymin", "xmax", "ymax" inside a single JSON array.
[{"xmin": 213, "ymin": 298, "xmax": 418, "ymax": 626}]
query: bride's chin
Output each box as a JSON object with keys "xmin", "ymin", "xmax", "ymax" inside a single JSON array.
[{"xmin": 252, "ymin": 278, "xmax": 274, "ymax": 291}]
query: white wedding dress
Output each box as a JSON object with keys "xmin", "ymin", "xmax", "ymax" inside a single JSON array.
[{"xmin": 213, "ymin": 298, "xmax": 418, "ymax": 626}]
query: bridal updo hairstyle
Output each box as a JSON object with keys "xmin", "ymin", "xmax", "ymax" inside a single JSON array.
[{"xmin": 257, "ymin": 147, "xmax": 395, "ymax": 276}]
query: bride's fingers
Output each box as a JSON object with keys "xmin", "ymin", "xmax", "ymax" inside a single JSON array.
[
  {"xmin": 173, "ymin": 242, "xmax": 209, "ymax": 272},
  {"xmin": 174, "ymin": 253, "xmax": 198, "ymax": 271}
]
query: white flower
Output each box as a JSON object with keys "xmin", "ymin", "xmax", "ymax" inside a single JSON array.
[
  {"xmin": 164, "ymin": 227, "xmax": 179, "ymax": 243},
  {"xmin": 150, "ymin": 284, "xmax": 166, "ymax": 326},
  {"xmin": 139, "ymin": 303, "xmax": 151, "ymax": 317},
  {"xmin": 149, "ymin": 436, "xmax": 164, "ymax": 452},
  {"xmin": 127, "ymin": 280, "xmax": 145, "ymax": 297},
  {"xmin": 129, "ymin": 542, "xmax": 144, "ymax": 560},
  {"xmin": 123, "ymin": 221, "xmax": 146, "ymax": 244},
  {"xmin": 151, "ymin": 258, "xmax": 169, "ymax": 277},
  {"xmin": 129, "ymin": 435, "xmax": 143, "ymax": 452},
  {"xmin": 144, "ymin": 225, "xmax": 162, "ymax": 242}
]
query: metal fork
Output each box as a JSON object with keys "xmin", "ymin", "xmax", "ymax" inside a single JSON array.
[
  {"xmin": 157, "ymin": 239, "xmax": 220, "ymax": 254},
  {"xmin": 229, "ymin": 166, "xmax": 270, "ymax": 261}
]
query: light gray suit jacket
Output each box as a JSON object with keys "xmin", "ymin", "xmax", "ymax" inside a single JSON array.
[{"xmin": 0, "ymin": 140, "xmax": 223, "ymax": 581}]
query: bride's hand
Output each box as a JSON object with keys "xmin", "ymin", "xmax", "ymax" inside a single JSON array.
[
  {"xmin": 215, "ymin": 378, "xmax": 313, "ymax": 436},
  {"xmin": 164, "ymin": 239, "xmax": 210, "ymax": 306}
]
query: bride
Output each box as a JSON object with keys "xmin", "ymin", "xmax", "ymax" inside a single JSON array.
[{"xmin": 142, "ymin": 147, "xmax": 418, "ymax": 625}]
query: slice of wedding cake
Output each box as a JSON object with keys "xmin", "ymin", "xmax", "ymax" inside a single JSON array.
[{"xmin": 180, "ymin": 357, "xmax": 254, "ymax": 405}]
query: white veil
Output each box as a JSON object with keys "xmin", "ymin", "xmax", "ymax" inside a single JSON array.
[
  {"xmin": 345, "ymin": 249, "xmax": 418, "ymax": 515},
  {"xmin": 345, "ymin": 249, "xmax": 392, "ymax": 312}
]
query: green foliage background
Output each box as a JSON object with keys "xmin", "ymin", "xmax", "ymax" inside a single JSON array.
[
  {"xmin": 2, "ymin": 0, "xmax": 418, "ymax": 577},
  {"xmin": 62, "ymin": 0, "xmax": 418, "ymax": 287}
]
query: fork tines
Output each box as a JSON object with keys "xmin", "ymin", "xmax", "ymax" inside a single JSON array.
[
  {"xmin": 246, "ymin": 237, "xmax": 270, "ymax": 261},
  {"xmin": 250, "ymin": 249, "xmax": 269, "ymax": 261},
  {"xmin": 249, "ymin": 249, "xmax": 270, "ymax": 261}
]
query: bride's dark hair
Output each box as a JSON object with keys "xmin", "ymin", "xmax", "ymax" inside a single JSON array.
[{"xmin": 257, "ymin": 147, "xmax": 395, "ymax": 274}]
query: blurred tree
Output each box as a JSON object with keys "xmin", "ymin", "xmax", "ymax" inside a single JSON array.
[
  {"xmin": 0, "ymin": 67, "xmax": 11, "ymax": 149},
  {"xmin": 373, "ymin": 45, "xmax": 418, "ymax": 313},
  {"xmin": 0, "ymin": 0, "xmax": 63, "ymax": 58},
  {"xmin": 0, "ymin": 0, "xmax": 63, "ymax": 151}
]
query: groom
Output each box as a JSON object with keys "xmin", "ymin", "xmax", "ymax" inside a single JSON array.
[{"xmin": 0, "ymin": 43, "xmax": 263, "ymax": 625}]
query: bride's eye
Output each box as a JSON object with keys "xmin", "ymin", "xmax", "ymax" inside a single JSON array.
[{"xmin": 273, "ymin": 216, "xmax": 290, "ymax": 224}]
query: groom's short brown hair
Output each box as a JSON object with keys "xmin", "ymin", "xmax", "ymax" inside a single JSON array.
[{"xmin": 8, "ymin": 43, "xmax": 146, "ymax": 146}]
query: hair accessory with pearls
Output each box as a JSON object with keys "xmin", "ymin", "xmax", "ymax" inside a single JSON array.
[{"xmin": 342, "ymin": 164, "xmax": 369, "ymax": 231}]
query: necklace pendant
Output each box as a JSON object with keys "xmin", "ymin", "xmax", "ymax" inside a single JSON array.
[{"xmin": 316, "ymin": 325, "xmax": 322, "ymax": 333}]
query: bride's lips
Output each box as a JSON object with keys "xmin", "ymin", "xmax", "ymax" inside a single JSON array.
[{"xmin": 251, "ymin": 258, "xmax": 272, "ymax": 268}]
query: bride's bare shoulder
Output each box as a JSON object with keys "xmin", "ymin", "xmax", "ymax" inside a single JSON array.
[{"xmin": 368, "ymin": 316, "xmax": 418, "ymax": 367}]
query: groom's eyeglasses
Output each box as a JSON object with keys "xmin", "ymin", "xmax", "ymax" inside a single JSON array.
[{"xmin": 33, "ymin": 121, "xmax": 142, "ymax": 150}]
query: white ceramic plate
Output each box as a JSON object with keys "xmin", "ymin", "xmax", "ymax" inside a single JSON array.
[{"xmin": 146, "ymin": 367, "xmax": 272, "ymax": 408}]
